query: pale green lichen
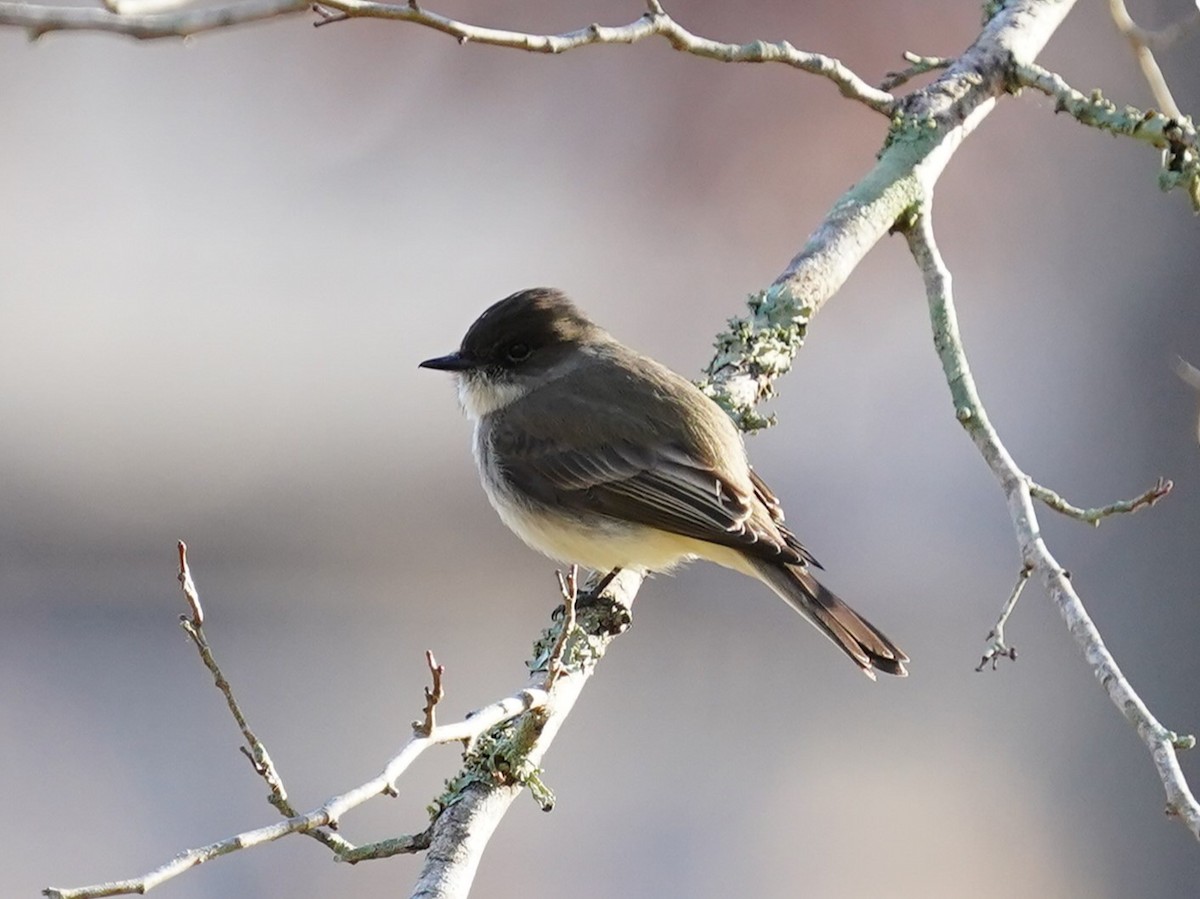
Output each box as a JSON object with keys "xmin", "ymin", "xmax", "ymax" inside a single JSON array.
[
  {"xmin": 981, "ymin": 0, "xmax": 1005, "ymax": 24},
  {"xmin": 427, "ymin": 596, "xmax": 634, "ymax": 821},
  {"xmin": 427, "ymin": 719, "xmax": 555, "ymax": 817},
  {"xmin": 696, "ymin": 287, "xmax": 812, "ymax": 434}
]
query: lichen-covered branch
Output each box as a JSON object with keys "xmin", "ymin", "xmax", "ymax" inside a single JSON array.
[
  {"xmin": 1013, "ymin": 62, "xmax": 1200, "ymax": 210},
  {"xmin": 1029, "ymin": 475, "xmax": 1172, "ymax": 525},
  {"xmin": 905, "ymin": 208, "xmax": 1200, "ymax": 842},
  {"xmin": 410, "ymin": 569, "xmax": 639, "ymax": 899},
  {"xmin": 45, "ymin": 677, "xmax": 550, "ymax": 898},
  {"xmin": 48, "ymin": 1, "xmax": 1198, "ymax": 896},
  {"xmin": 696, "ymin": 0, "xmax": 1077, "ymax": 433},
  {"xmin": 413, "ymin": 6, "xmax": 1084, "ymax": 894},
  {"xmin": 42, "ymin": 548, "xmax": 557, "ymax": 899}
]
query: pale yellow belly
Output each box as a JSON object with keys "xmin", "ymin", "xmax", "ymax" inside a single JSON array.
[{"xmin": 489, "ymin": 484, "xmax": 756, "ymax": 577}]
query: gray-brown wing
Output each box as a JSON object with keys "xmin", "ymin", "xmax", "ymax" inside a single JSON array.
[
  {"xmin": 748, "ymin": 467, "xmax": 822, "ymax": 569},
  {"xmin": 491, "ymin": 424, "xmax": 808, "ymax": 565}
]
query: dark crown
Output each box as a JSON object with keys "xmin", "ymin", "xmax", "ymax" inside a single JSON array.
[{"xmin": 460, "ymin": 288, "xmax": 601, "ymax": 365}]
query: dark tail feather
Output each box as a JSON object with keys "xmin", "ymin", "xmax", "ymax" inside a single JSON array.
[{"xmin": 752, "ymin": 560, "xmax": 908, "ymax": 679}]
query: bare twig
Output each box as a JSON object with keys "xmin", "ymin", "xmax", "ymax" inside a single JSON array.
[
  {"xmin": 1108, "ymin": 0, "xmax": 1195, "ymax": 120},
  {"xmin": 1110, "ymin": 1, "xmax": 1200, "ymax": 48},
  {"xmin": 546, "ymin": 566, "xmax": 579, "ymax": 688},
  {"xmin": 177, "ymin": 542, "xmax": 289, "ymax": 810},
  {"xmin": 176, "ymin": 543, "xmax": 354, "ymax": 853},
  {"xmin": 906, "ymin": 208, "xmax": 1200, "ymax": 841},
  {"xmin": 43, "ymin": 547, "xmax": 553, "ymax": 899},
  {"xmin": 310, "ymin": 1, "xmax": 894, "ymax": 112},
  {"xmin": 880, "ymin": 51, "xmax": 954, "ymax": 91},
  {"xmin": 176, "ymin": 540, "xmax": 203, "ymax": 627},
  {"xmin": 311, "ymin": 3, "xmax": 350, "ymax": 26},
  {"xmin": 976, "ymin": 565, "xmax": 1031, "ymax": 671},
  {"xmin": 413, "ymin": 651, "xmax": 446, "ymax": 738},
  {"xmin": 1173, "ymin": 354, "xmax": 1200, "ymax": 444},
  {"xmin": 2, "ymin": 0, "xmax": 309, "ymax": 38},
  {"xmin": 1174, "ymin": 354, "xmax": 1200, "ymax": 391},
  {"xmin": 1029, "ymin": 475, "xmax": 1172, "ymax": 525},
  {"xmin": 0, "ymin": 0, "xmax": 895, "ymax": 114},
  {"xmin": 44, "ymin": 678, "xmax": 549, "ymax": 898}
]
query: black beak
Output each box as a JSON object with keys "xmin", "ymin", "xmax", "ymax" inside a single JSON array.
[{"xmin": 419, "ymin": 351, "xmax": 476, "ymax": 372}]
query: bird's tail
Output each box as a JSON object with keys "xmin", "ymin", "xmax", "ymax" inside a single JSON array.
[{"xmin": 751, "ymin": 559, "xmax": 908, "ymax": 679}]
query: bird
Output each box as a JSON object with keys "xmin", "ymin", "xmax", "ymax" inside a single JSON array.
[{"xmin": 419, "ymin": 287, "xmax": 907, "ymax": 678}]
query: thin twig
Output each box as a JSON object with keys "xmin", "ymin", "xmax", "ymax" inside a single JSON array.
[
  {"xmin": 880, "ymin": 51, "xmax": 954, "ymax": 91},
  {"xmin": 177, "ymin": 543, "xmax": 288, "ymax": 809},
  {"xmin": 1174, "ymin": 354, "xmax": 1200, "ymax": 391},
  {"xmin": 412, "ymin": 651, "xmax": 446, "ymax": 738},
  {"xmin": 2, "ymin": 0, "xmax": 309, "ymax": 38},
  {"xmin": 976, "ymin": 565, "xmax": 1031, "ymax": 671},
  {"xmin": 43, "ymin": 548, "xmax": 551, "ymax": 899},
  {"xmin": 0, "ymin": 0, "xmax": 895, "ymax": 114},
  {"xmin": 1029, "ymin": 476, "xmax": 1172, "ymax": 525},
  {"xmin": 1173, "ymin": 354, "xmax": 1200, "ymax": 444},
  {"xmin": 321, "ymin": 1, "xmax": 895, "ymax": 113},
  {"xmin": 1013, "ymin": 61, "xmax": 1200, "ymax": 210},
  {"xmin": 906, "ymin": 207, "xmax": 1200, "ymax": 841},
  {"xmin": 1108, "ymin": 0, "xmax": 1193, "ymax": 120},
  {"xmin": 44, "ymin": 682, "xmax": 548, "ymax": 898},
  {"xmin": 336, "ymin": 828, "xmax": 434, "ymax": 863},
  {"xmin": 176, "ymin": 540, "xmax": 203, "ymax": 627},
  {"xmin": 311, "ymin": 3, "xmax": 350, "ymax": 26},
  {"xmin": 175, "ymin": 543, "xmax": 354, "ymax": 852},
  {"xmin": 546, "ymin": 565, "xmax": 579, "ymax": 688},
  {"xmin": 1110, "ymin": 1, "xmax": 1200, "ymax": 48}
]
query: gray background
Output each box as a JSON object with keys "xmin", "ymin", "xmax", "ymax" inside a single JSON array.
[{"xmin": 4, "ymin": 1, "xmax": 1200, "ymax": 896}]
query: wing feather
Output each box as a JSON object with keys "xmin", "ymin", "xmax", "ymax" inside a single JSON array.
[{"xmin": 492, "ymin": 426, "xmax": 810, "ymax": 565}]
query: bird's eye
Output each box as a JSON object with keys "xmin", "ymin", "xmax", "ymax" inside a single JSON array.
[{"xmin": 505, "ymin": 342, "xmax": 531, "ymax": 363}]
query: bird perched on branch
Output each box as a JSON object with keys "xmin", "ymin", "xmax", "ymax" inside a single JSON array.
[{"xmin": 421, "ymin": 288, "xmax": 907, "ymax": 679}]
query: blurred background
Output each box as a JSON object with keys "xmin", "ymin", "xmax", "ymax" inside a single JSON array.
[{"xmin": 4, "ymin": 1, "xmax": 1200, "ymax": 896}]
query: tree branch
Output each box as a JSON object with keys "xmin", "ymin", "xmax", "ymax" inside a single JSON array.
[
  {"xmin": 1029, "ymin": 475, "xmax": 1172, "ymax": 524},
  {"xmin": 44, "ymin": 677, "xmax": 551, "ymax": 898},
  {"xmin": 43, "ymin": 1, "xmax": 1200, "ymax": 896},
  {"xmin": 1173, "ymin": 354, "xmax": 1200, "ymax": 444},
  {"xmin": 1013, "ymin": 62, "xmax": 1200, "ymax": 210},
  {"xmin": 905, "ymin": 207, "xmax": 1200, "ymax": 841},
  {"xmin": 43, "ymin": 547, "xmax": 557, "ymax": 899},
  {"xmin": 0, "ymin": 0, "xmax": 894, "ymax": 114},
  {"xmin": 414, "ymin": 6, "xmax": 1085, "ymax": 894},
  {"xmin": 697, "ymin": 0, "xmax": 1077, "ymax": 432},
  {"xmin": 1108, "ymin": 0, "xmax": 1197, "ymax": 120},
  {"xmin": 976, "ymin": 565, "xmax": 1031, "ymax": 672},
  {"xmin": 0, "ymin": 0, "xmax": 309, "ymax": 39},
  {"xmin": 880, "ymin": 51, "xmax": 955, "ymax": 92},
  {"xmin": 410, "ymin": 569, "xmax": 639, "ymax": 899}
]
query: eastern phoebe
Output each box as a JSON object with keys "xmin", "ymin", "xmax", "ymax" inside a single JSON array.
[{"xmin": 420, "ymin": 288, "xmax": 907, "ymax": 678}]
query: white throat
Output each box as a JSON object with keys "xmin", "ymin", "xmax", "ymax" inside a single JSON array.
[{"xmin": 456, "ymin": 374, "xmax": 526, "ymax": 420}]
